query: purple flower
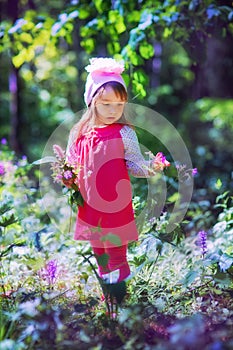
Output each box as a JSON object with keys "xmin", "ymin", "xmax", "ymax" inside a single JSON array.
[
  {"xmin": 45, "ymin": 260, "xmax": 58, "ymax": 285},
  {"xmin": 197, "ymin": 230, "xmax": 207, "ymax": 257},
  {"xmin": 63, "ymin": 170, "xmax": 73, "ymax": 180},
  {"xmin": 1, "ymin": 138, "xmax": 7, "ymax": 145},
  {"xmin": 192, "ymin": 168, "xmax": 198, "ymax": 176},
  {"xmin": 0, "ymin": 163, "xmax": 5, "ymax": 176}
]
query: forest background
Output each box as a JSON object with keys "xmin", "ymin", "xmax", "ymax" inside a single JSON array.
[{"xmin": 0, "ymin": 0, "xmax": 233, "ymax": 349}]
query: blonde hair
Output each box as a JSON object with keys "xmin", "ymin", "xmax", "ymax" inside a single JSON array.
[{"xmin": 67, "ymin": 82, "xmax": 130, "ymax": 150}]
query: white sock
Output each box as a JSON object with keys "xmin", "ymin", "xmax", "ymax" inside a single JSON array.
[{"xmin": 102, "ymin": 269, "xmax": 120, "ymax": 284}]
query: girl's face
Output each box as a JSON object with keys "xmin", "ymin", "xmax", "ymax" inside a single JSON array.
[{"xmin": 94, "ymin": 85, "xmax": 126, "ymax": 126}]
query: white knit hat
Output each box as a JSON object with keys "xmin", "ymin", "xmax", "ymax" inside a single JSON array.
[{"xmin": 84, "ymin": 57, "xmax": 127, "ymax": 106}]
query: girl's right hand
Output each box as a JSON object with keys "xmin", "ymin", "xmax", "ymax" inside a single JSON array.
[
  {"xmin": 62, "ymin": 178, "xmax": 74, "ymax": 188},
  {"xmin": 152, "ymin": 152, "xmax": 170, "ymax": 172}
]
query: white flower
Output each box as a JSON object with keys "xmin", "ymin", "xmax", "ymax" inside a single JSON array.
[{"xmin": 85, "ymin": 57, "xmax": 125, "ymax": 75}]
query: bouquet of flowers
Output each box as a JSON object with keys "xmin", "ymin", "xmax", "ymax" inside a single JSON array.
[
  {"xmin": 51, "ymin": 144, "xmax": 84, "ymax": 207},
  {"xmin": 33, "ymin": 144, "xmax": 83, "ymax": 207}
]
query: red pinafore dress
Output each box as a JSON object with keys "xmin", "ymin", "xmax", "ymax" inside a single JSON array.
[{"xmin": 74, "ymin": 123, "xmax": 138, "ymax": 248}]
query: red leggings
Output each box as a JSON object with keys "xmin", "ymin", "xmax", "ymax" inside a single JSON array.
[{"xmin": 91, "ymin": 245, "xmax": 130, "ymax": 282}]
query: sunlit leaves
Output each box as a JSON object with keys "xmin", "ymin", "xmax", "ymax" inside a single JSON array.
[
  {"xmin": 122, "ymin": 45, "xmax": 143, "ymax": 66},
  {"xmin": 139, "ymin": 42, "xmax": 154, "ymax": 59},
  {"xmin": 107, "ymin": 40, "xmax": 121, "ymax": 54},
  {"xmin": 132, "ymin": 70, "xmax": 149, "ymax": 98},
  {"xmin": 127, "ymin": 10, "xmax": 141, "ymax": 23},
  {"xmin": 108, "ymin": 10, "xmax": 126, "ymax": 34},
  {"xmin": 163, "ymin": 27, "xmax": 173, "ymax": 39},
  {"xmin": 12, "ymin": 48, "xmax": 35, "ymax": 68},
  {"xmin": 80, "ymin": 37, "xmax": 95, "ymax": 54},
  {"xmin": 1, "ymin": 0, "xmax": 233, "ymax": 102},
  {"xmin": 19, "ymin": 32, "xmax": 33, "ymax": 44},
  {"xmin": 93, "ymin": 0, "xmax": 104, "ymax": 14},
  {"xmin": 195, "ymin": 98, "xmax": 233, "ymax": 129}
]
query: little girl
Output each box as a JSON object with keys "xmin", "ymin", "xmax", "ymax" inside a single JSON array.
[{"xmin": 65, "ymin": 57, "xmax": 169, "ymax": 288}]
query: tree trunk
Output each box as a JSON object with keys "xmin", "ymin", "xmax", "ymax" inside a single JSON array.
[
  {"xmin": 9, "ymin": 66, "xmax": 23, "ymax": 153},
  {"xmin": 7, "ymin": 0, "xmax": 24, "ymax": 154}
]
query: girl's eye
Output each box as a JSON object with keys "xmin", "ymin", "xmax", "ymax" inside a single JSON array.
[{"xmin": 96, "ymin": 102, "xmax": 125, "ymax": 108}]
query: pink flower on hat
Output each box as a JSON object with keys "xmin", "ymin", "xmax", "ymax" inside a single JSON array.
[
  {"xmin": 84, "ymin": 57, "xmax": 127, "ymax": 106},
  {"xmin": 85, "ymin": 57, "xmax": 125, "ymax": 75}
]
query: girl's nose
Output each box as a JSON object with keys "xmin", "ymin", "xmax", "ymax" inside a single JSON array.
[{"xmin": 110, "ymin": 105, "xmax": 117, "ymax": 113}]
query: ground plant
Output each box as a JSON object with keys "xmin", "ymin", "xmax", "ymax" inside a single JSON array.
[{"xmin": 0, "ymin": 140, "xmax": 232, "ymax": 350}]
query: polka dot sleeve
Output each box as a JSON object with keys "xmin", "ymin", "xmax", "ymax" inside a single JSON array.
[{"xmin": 120, "ymin": 125, "xmax": 153, "ymax": 177}]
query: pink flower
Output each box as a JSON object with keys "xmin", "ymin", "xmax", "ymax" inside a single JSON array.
[
  {"xmin": 85, "ymin": 57, "xmax": 125, "ymax": 75},
  {"xmin": 153, "ymin": 152, "xmax": 170, "ymax": 171},
  {"xmin": 176, "ymin": 164, "xmax": 198, "ymax": 182},
  {"xmin": 192, "ymin": 168, "xmax": 198, "ymax": 176},
  {"xmin": 0, "ymin": 163, "xmax": 5, "ymax": 176},
  {"xmin": 55, "ymin": 174, "xmax": 63, "ymax": 181},
  {"xmin": 53, "ymin": 144, "xmax": 65, "ymax": 161}
]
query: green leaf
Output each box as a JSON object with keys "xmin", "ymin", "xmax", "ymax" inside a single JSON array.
[
  {"xmin": 132, "ymin": 254, "xmax": 146, "ymax": 267},
  {"xmin": 128, "ymin": 10, "xmax": 141, "ymax": 23},
  {"xmin": 163, "ymin": 27, "xmax": 172, "ymax": 38},
  {"xmin": 139, "ymin": 42, "xmax": 154, "ymax": 59},
  {"xmin": 80, "ymin": 38, "xmax": 95, "ymax": 53},
  {"xmin": 96, "ymin": 253, "xmax": 109, "ymax": 267},
  {"xmin": 100, "ymin": 233, "xmax": 122, "ymax": 246},
  {"xmin": 183, "ymin": 270, "xmax": 199, "ymax": 286},
  {"xmin": 132, "ymin": 81, "xmax": 147, "ymax": 97},
  {"xmin": 213, "ymin": 272, "xmax": 232, "ymax": 288},
  {"xmin": 219, "ymin": 253, "xmax": 233, "ymax": 272},
  {"xmin": 0, "ymin": 214, "xmax": 18, "ymax": 227},
  {"xmin": 215, "ymin": 178, "xmax": 222, "ymax": 190},
  {"xmin": 32, "ymin": 156, "xmax": 57, "ymax": 165},
  {"xmin": 168, "ymin": 192, "xmax": 179, "ymax": 203},
  {"xmin": 70, "ymin": 191, "xmax": 84, "ymax": 207},
  {"xmin": 12, "ymin": 49, "xmax": 28, "ymax": 68},
  {"xmin": 23, "ymin": 256, "xmax": 45, "ymax": 270},
  {"xmin": 19, "ymin": 32, "xmax": 33, "ymax": 44},
  {"xmin": 108, "ymin": 10, "xmax": 126, "ymax": 34},
  {"xmin": 79, "ymin": 7, "xmax": 90, "ymax": 20},
  {"xmin": 0, "ymin": 202, "xmax": 13, "ymax": 216},
  {"xmin": 107, "ymin": 41, "xmax": 121, "ymax": 55},
  {"xmin": 94, "ymin": 0, "xmax": 104, "ymax": 14},
  {"xmin": 133, "ymin": 70, "xmax": 148, "ymax": 84}
]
